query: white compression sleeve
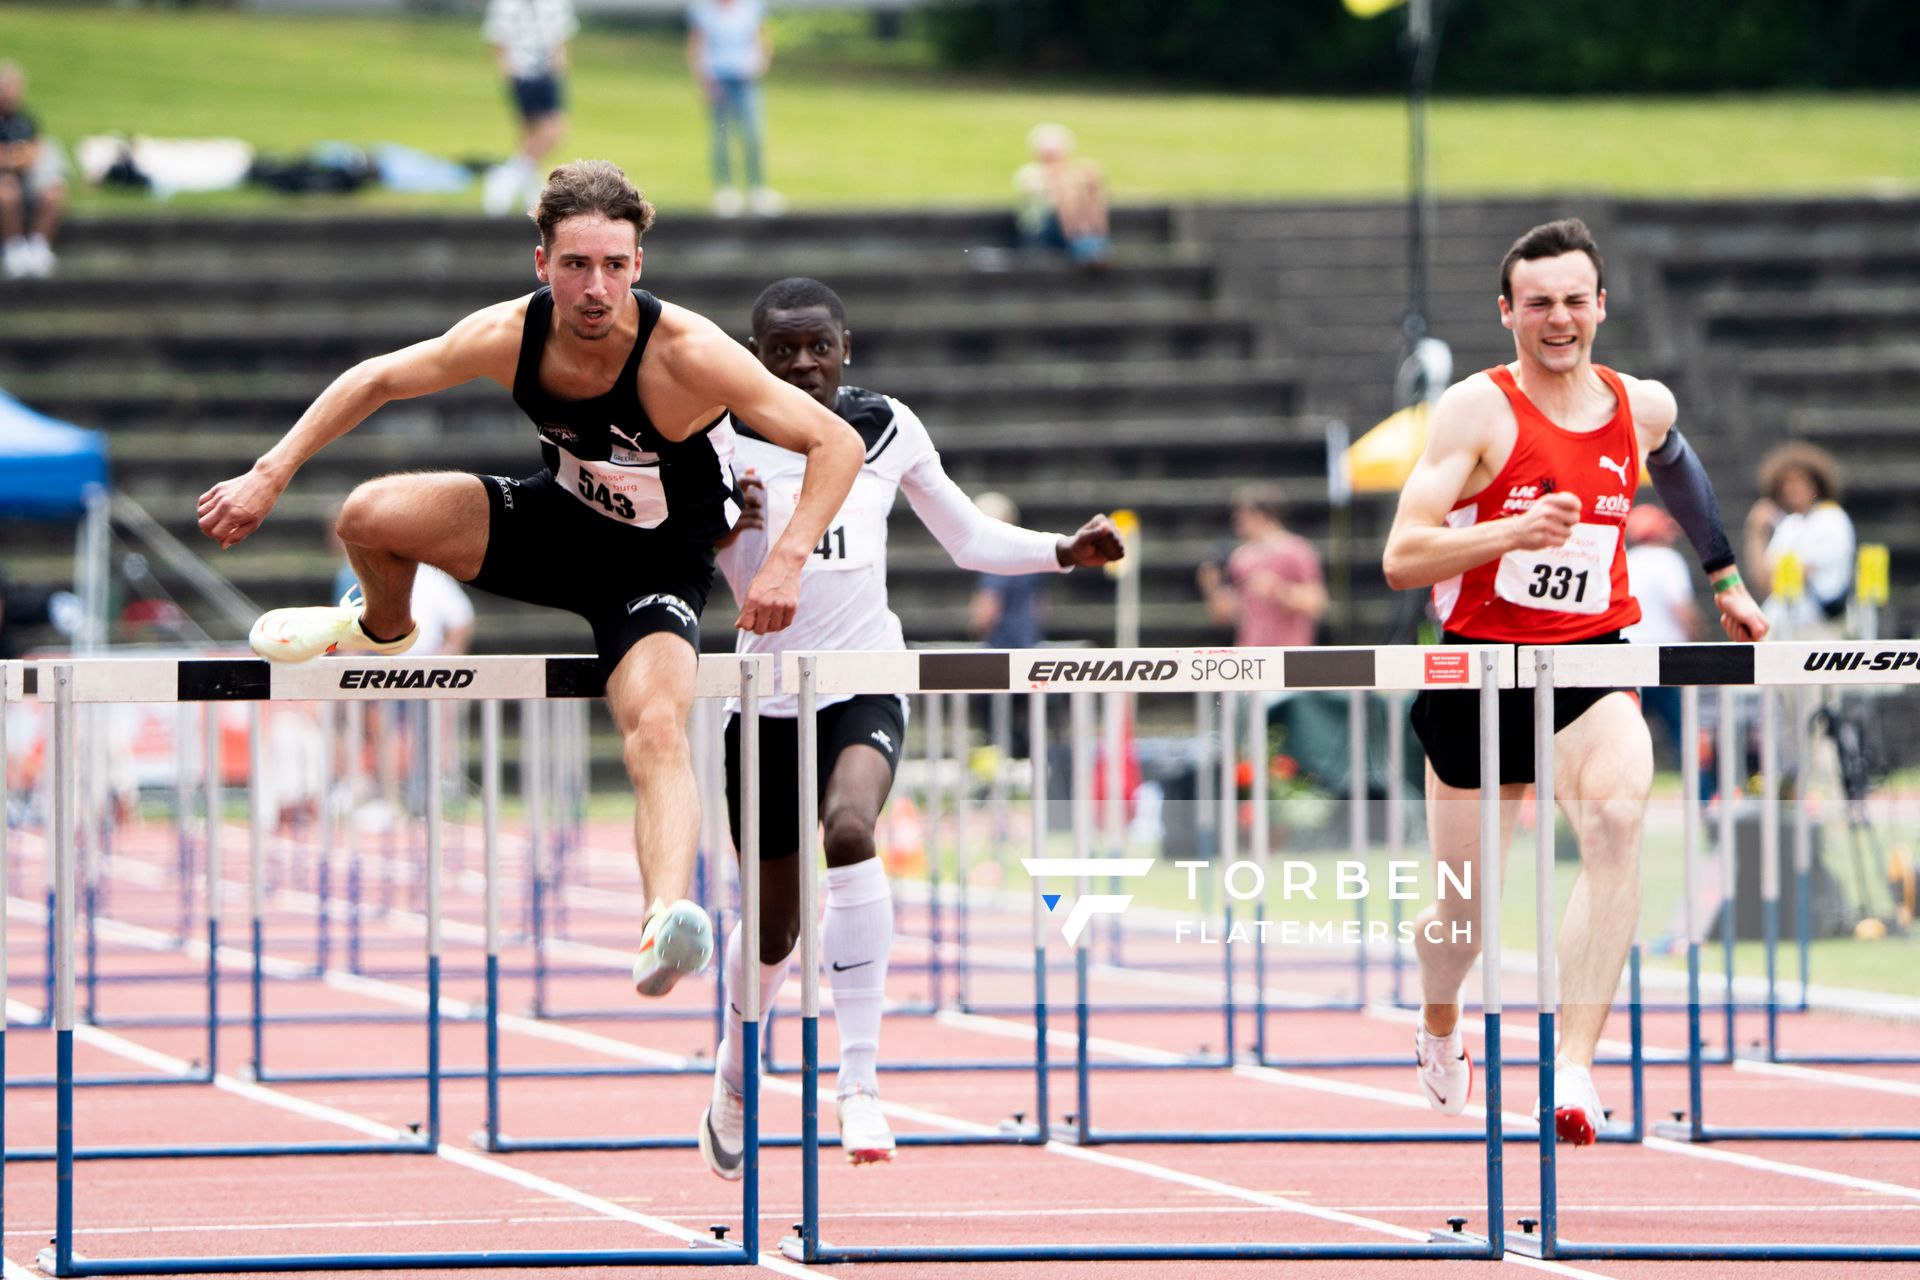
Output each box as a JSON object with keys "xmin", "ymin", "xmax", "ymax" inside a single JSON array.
[{"xmin": 901, "ymin": 452, "xmax": 1068, "ymax": 575}]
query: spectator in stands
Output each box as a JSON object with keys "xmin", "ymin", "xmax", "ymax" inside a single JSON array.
[
  {"xmin": 687, "ymin": 0, "xmax": 782, "ymax": 217},
  {"xmin": 1743, "ymin": 442, "xmax": 1855, "ymax": 640},
  {"xmin": 1622, "ymin": 504, "xmax": 1701, "ymax": 766},
  {"xmin": 1196, "ymin": 483, "xmax": 1326, "ymax": 647},
  {"xmin": 0, "ymin": 61, "xmax": 66, "ymax": 279},
  {"xmin": 968, "ymin": 492, "xmax": 1048, "ymax": 649},
  {"xmin": 1013, "ymin": 123, "xmax": 1110, "ymax": 269},
  {"xmin": 480, "ymin": 0, "xmax": 577, "ymax": 217}
]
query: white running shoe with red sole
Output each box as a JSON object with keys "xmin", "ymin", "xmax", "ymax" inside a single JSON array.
[{"xmin": 836, "ymin": 1086, "xmax": 895, "ymax": 1165}]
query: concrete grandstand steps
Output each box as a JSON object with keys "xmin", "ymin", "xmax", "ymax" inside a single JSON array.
[
  {"xmin": 3, "ymin": 248, "xmax": 1219, "ymax": 317},
  {"xmin": 1785, "ymin": 406, "xmax": 1919, "ymax": 444},
  {"xmin": 99, "ymin": 414, "xmax": 1322, "ymax": 491},
  {"xmin": 0, "ymin": 301, "xmax": 1259, "ymax": 376},
  {"xmin": 10, "ymin": 358, "xmax": 1300, "ymax": 435},
  {"xmin": 53, "ymin": 206, "xmax": 1179, "ymax": 259},
  {"xmin": 1694, "ymin": 291, "xmax": 1920, "ymax": 350},
  {"xmin": 1644, "ymin": 246, "xmax": 1920, "ymax": 295},
  {"xmin": 1741, "ymin": 346, "xmax": 1920, "ymax": 406}
]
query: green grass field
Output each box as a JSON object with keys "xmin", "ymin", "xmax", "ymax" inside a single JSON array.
[{"xmin": 7, "ymin": 6, "xmax": 1919, "ymax": 213}]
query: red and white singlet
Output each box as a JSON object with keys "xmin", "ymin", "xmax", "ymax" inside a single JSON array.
[{"xmin": 1431, "ymin": 364, "xmax": 1643, "ymax": 643}]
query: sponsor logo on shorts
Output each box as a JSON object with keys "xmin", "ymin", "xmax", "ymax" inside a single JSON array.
[
  {"xmin": 626, "ymin": 593, "xmax": 698, "ymax": 630},
  {"xmin": 870, "ymin": 729, "xmax": 894, "ymax": 752},
  {"xmin": 339, "ymin": 668, "xmax": 476, "ymax": 690}
]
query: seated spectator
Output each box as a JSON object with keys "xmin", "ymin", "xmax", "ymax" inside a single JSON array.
[
  {"xmin": 0, "ymin": 61, "xmax": 65, "ymax": 279},
  {"xmin": 1744, "ymin": 442, "xmax": 1855, "ymax": 640},
  {"xmin": 1013, "ymin": 123, "xmax": 1110, "ymax": 268}
]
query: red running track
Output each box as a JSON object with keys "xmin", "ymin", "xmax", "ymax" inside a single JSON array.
[{"xmin": 4, "ymin": 817, "xmax": 1919, "ymax": 1279}]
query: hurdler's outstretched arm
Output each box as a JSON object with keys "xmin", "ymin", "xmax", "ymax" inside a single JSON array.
[{"xmin": 196, "ymin": 303, "xmax": 522, "ymax": 549}]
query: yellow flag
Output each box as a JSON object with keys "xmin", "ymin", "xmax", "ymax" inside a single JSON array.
[
  {"xmin": 1773, "ymin": 551, "xmax": 1805, "ymax": 603},
  {"xmin": 1857, "ymin": 544, "xmax": 1890, "ymax": 606},
  {"xmin": 1344, "ymin": 0, "xmax": 1407, "ymax": 16}
]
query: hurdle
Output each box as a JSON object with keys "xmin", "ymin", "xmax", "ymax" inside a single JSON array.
[
  {"xmin": 3, "ymin": 698, "xmax": 222, "ymax": 1095},
  {"xmin": 1237, "ymin": 678, "xmax": 1657, "ymax": 1083},
  {"xmin": 1504, "ymin": 641, "xmax": 1920, "ymax": 1264},
  {"xmin": 1747, "ymin": 677, "xmax": 1920, "ymax": 1066},
  {"xmin": 473, "ymin": 659, "xmax": 780, "ymax": 1154},
  {"xmin": 243, "ymin": 699, "xmax": 721, "ymax": 1090},
  {"xmin": 7, "ymin": 653, "xmax": 771, "ymax": 1275},
  {"xmin": 1643, "ymin": 651, "xmax": 1920, "ymax": 1146},
  {"xmin": 785, "ymin": 644, "xmax": 1512, "ymax": 1264}
]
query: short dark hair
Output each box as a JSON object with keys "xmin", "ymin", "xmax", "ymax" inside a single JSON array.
[
  {"xmin": 752, "ymin": 277, "xmax": 847, "ymax": 333},
  {"xmin": 1232, "ymin": 482, "xmax": 1286, "ymax": 524},
  {"xmin": 1500, "ymin": 217, "xmax": 1605, "ymax": 301},
  {"xmin": 531, "ymin": 160, "xmax": 656, "ymax": 250}
]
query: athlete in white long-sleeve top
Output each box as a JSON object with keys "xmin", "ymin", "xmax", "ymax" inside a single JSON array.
[{"xmin": 698, "ymin": 276, "xmax": 1123, "ymax": 1178}]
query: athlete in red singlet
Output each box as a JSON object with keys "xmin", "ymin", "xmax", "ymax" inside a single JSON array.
[{"xmin": 1383, "ymin": 218, "xmax": 1767, "ymax": 1145}]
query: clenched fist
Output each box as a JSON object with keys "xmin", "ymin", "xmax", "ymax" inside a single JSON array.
[{"xmin": 1509, "ymin": 491, "xmax": 1581, "ymax": 552}]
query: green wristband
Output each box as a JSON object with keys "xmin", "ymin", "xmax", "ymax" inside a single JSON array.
[{"xmin": 1711, "ymin": 570, "xmax": 1742, "ymax": 593}]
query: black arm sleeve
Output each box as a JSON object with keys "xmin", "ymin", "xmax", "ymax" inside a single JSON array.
[{"xmin": 1645, "ymin": 427, "xmax": 1736, "ymax": 576}]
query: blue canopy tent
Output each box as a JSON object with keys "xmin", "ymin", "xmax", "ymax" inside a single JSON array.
[
  {"xmin": 0, "ymin": 387, "xmax": 108, "ymax": 517},
  {"xmin": 0, "ymin": 386, "xmax": 111, "ymax": 649}
]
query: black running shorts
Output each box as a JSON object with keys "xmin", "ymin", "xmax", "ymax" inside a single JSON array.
[
  {"xmin": 723, "ymin": 694, "xmax": 908, "ymax": 861},
  {"xmin": 1410, "ymin": 631, "xmax": 1637, "ymax": 789},
  {"xmin": 469, "ymin": 471, "xmax": 715, "ymax": 679}
]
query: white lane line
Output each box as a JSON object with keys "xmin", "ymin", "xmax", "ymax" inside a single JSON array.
[
  {"xmin": 1020, "ymin": 1142, "xmax": 1614, "ymax": 1280},
  {"xmin": 1731, "ymin": 1055, "xmax": 1920, "ymax": 1099},
  {"xmin": 11, "ymin": 1005, "xmax": 828, "ymax": 1277},
  {"xmin": 1372, "ymin": 1000, "xmax": 1920, "ymax": 1100},
  {"xmin": 946, "ymin": 1001, "xmax": 1920, "ymax": 1207},
  {"xmin": 10, "ymin": 1201, "xmax": 1915, "ymax": 1239},
  {"xmin": 40, "ymin": 907, "xmax": 1597, "ymax": 1275},
  {"xmin": 44, "ymin": 878, "xmax": 1917, "ymax": 1267},
  {"xmin": 1639, "ymin": 1136, "xmax": 1920, "ymax": 1204}
]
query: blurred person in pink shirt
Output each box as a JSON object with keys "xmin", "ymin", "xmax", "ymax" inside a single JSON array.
[{"xmin": 1197, "ymin": 483, "xmax": 1326, "ymax": 647}]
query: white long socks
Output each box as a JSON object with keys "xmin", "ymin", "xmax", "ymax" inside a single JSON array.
[
  {"xmin": 714, "ymin": 921, "xmax": 794, "ymax": 1094},
  {"xmin": 824, "ymin": 857, "xmax": 893, "ymax": 1094}
]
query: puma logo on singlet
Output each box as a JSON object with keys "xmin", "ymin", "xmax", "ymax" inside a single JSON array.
[{"xmin": 1598, "ymin": 455, "xmax": 1632, "ymax": 486}]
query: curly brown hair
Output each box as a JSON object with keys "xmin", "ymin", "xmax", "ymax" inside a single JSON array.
[
  {"xmin": 531, "ymin": 160, "xmax": 656, "ymax": 250},
  {"xmin": 1757, "ymin": 441, "xmax": 1841, "ymax": 504}
]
